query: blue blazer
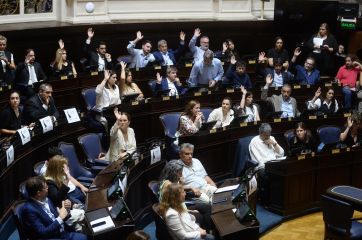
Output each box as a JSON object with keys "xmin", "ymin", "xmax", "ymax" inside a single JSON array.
[
  {"xmin": 152, "ymin": 77, "xmax": 186, "ymax": 96},
  {"xmin": 21, "ymin": 199, "xmax": 64, "ymax": 239},
  {"xmin": 263, "ymin": 67, "xmax": 293, "ymax": 85},
  {"xmin": 152, "ymin": 43, "xmax": 185, "ymax": 66}
]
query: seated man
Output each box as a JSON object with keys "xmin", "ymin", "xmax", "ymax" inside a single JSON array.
[
  {"xmin": 249, "ymin": 123, "xmax": 284, "ymax": 204},
  {"xmin": 15, "ymin": 49, "xmax": 47, "ymax": 99},
  {"xmin": 225, "ymin": 56, "xmax": 252, "ymax": 89},
  {"xmin": 335, "ymin": 54, "xmax": 362, "ymax": 109},
  {"xmin": 21, "ymin": 176, "xmax": 87, "ymax": 240},
  {"xmin": 127, "ymin": 31, "xmax": 155, "ymax": 68},
  {"xmin": 177, "ymin": 143, "xmax": 217, "ymax": 203},
  {"xmin": 290, "ymin": 47, "xmax": 320, "ymax": 85},
  {"xmin": 152, "ymin": 31, "xmax": 186, "ymax": 66},
  {"xmin": 154, "ymin": 66, "xmax": 186, "ymax": 96},
  {"xmin": 188, "ymin": 50, "xmax": 224, "ymax": 88},
  {"xmin": 189, "ymin": 28, "xmax": 210, "ymax": 63},
  {"xmin": 84, "ymin": 28, "xmax": 113, "ymax": 71},
  {"xmin": 261, "ymin": 76, "xmax": 300, "ymax": 118},
  {"xmin": 258, "ymin": 54, "xmax": 293, "ymax": 87},
  {"xmin": 23, "ymin": 83, "xmax": 59, "ymax": 124}
]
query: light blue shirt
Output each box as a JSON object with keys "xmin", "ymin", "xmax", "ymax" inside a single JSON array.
[
  {"xmin": 162, "ymin": 52, "xmax": 174, "ymax": 66},
  {"xmin": 127, "ymin": 41, "xmax": 155, "ymax": 68},
  {"xmin": 36, "ymin": 198, "xmax": 64, "ymax": 229},
  {"xmin": 178, "ymin": 158, "xmax": 208, "ymax": 189},
  {"xmin": 273, "ymin": 71, "xmax": 284, "ymax": 87},
  {"xmin": 281, "ymin": 98, "xmax": 294, "ymax": 118},
  {"xmin": 188, "ymin": 58, "xmax": 224, "ymax": 86},
  {"xmin": 189, "ymin": 36, "xmax": 206, "ymax": 63}
]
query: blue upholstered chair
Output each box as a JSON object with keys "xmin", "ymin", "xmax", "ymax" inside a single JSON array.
[
  {"xmin": 148, "ymin": 180, "xmax": 160, "ymax": 204},
  {"xmin": 200, "ymin": 107, "xmax": 213, "ymax": 121},
  {"xmin": 233, "ymin": 135, "xmax": 258, "ymax": 177},
  {"xmin": 33, "ymin": 161, "xmax": 46, "ymax": 176},
  {"xmin": 18, "ymin": 181, "xmax": 28, "ymax": 200},
  {"xmin": 317, "ymin": 125, "xmax": 341, "ymax": 145},
  {"xmin": 77, "ymin": 133, "xmax": 109, "ymax": 167},
  {"xmin": 81, "ymin": 88, "xmax": 97, "ymax": 111},
  {"xmin": 58, "ymin": 142, "xmax": 95, "ymax": 185},
  {"xmin": 321, "ymin": 194, "xmax": 362, "ymax": 240},
  {"xmin": 159, "ymin": 112, "xmax": 181, "ymax": 159},
  {"xmin": 152, "ymin": 203, "xmax": 173, "ymax": 240}
]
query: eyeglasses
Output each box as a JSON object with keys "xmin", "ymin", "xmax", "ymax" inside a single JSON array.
[{"xmin": 305, "ymin": 62, "xmax": 314, "ymax": 66}]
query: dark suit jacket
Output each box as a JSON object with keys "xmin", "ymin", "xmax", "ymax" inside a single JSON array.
[
  {"xmin": 15, "ymin": 62, "xmax": 47, "ymax": 86},
  {"xmin": 152, "ymin": 43, "xmax": 185, "ymax": 65},
  {"xmin": 153, "ymin": 77, "xmax": 186, "ymax": 96},
  {"xmin": 263, "ymin": 67, "xmax": 293, "ymax": 85},
  {"xmin": 23, "ymin": 94, "xmax": 59, "ymax": 124},
  {"xmin": 83, "ymin": 41, "xmax": 113, "ymax": 70},
  {"xmin": 21, "ymin": 198, "xmax": 64, "ymax": 239}
]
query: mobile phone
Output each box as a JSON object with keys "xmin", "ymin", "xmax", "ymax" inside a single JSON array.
[{"xmin": 0, "ymin": 51, "xmax": 5, "ymax": 57}]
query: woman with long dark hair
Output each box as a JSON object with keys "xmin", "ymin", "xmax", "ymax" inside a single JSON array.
[{"xmin": 307, "ymin": 87, "xmax": 339, "ymax": 114}]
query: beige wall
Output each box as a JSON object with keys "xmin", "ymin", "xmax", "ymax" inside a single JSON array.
[{"xmin": 0, "ymin": 0, "xmax": 275, "ymax": 24}]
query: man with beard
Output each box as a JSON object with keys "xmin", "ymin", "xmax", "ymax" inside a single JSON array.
[
  {"xmin": 15, "ymin": 49, "xmax": 47, "ymax": 99},
  {"xmin": 189, "ymin": 28, "xmax": 211, "ymax": 63},
  {"xmin": 23, "ymin": 83, "xmax": 59, "ymax": 124},
  {"xmin": 290, "ymin": 47, "xmax": 320, "ymax": 85},
  {"xmin": 261, "ymin": 76, "xmax": 300, "ymax": 118},
  {"xmin": 127, "ymin": 30, "xmax": 155, "ymax": 68}
]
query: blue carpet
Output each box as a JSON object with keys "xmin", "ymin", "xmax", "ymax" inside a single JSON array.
[
  {"xmin": 144, "ymin": 205, "xmax": 283, "ymax": 239},
  {"xmin": 256, "ymin": 204, "xmax": 283, "ymax": 235}
]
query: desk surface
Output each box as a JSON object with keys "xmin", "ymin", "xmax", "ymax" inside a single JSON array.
[{"xmin": 327, "ymin": 185, "xmax": 362, "ymax": 211}]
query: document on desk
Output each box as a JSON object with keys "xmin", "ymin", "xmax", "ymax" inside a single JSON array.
[
  {"xmin": 90, "ymin": 216, "xmax": 115, "ymax": 233},
  {"xmin": 215, "ymin": 184, "xmax": 239, "ymax": 194}
]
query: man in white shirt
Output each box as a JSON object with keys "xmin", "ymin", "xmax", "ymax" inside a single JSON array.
[
  {"xmin": 177, "ymin": 143, "xmax": 217, "ymax": 203},
  {"xmin": 127, "ymin": 31, "xmax": 155, "ymax": 68}
]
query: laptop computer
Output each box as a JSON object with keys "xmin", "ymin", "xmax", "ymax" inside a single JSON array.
[{"xmin": 199, "ymin": 121, "xmax": 217, "ymax": 131}]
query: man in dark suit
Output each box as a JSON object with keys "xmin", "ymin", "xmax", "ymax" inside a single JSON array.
[
  {"xmin": 152, "ymin": 31, "xmax": 186, "ymax": 66},
  {"xmin": 0, "ymin": 34, "xmax": 16, "ymax": 85},
  {"xmin": 21, "ymin": 176, "xmax": 87, "ymax": 240},
  {"xmin": 15, "ymin": 49, "xmax": 47, "ymax": 99},
  {"xmin": 153, "ymin": 66, "xmax": 186, "ymax": 96},
  {"xmin": 83, "ymin": 28, "xmax": 113, "ymax": 71},
  {"xmin": 23, "ymin": 83, "xmax": 59, "ymax": 124}
]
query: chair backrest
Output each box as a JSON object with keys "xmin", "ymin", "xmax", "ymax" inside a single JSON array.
[
  {"xmin": 200, "ymin": 107, "xmax": 213, "ymax": 120},
  {"xmin": 0, "ymin": 205, "xmax": 22, "ymax": 240},
  {"xmin": 321, "ymin": 195, "xmax": 353, "ymax": 234},
  {"xmin": 317, "ymin": 125, "xmax": 341, "ymax": 145},
  {"xmin": 81, "ymin": 88, "xmax": 97, "ymax": 111},
  {"xmin": 117, "ymin": 55, "xmax": 132, "ymax": 64},
  {"xmin": 18, "ymin": 181, "xmax": 28, "ymax": 200},
  {"xmin": 152, "ymin": 203, "xmax": 173, "ymax": 240},
  {"xmin": 148, "ymin": 80, "xmax": 157, "ymax": 94},
  {"xmin": 58, "ymin": 142, "xmax": 94, "ymax": 179},
  {"xmin": 78, "ymin": 133, "xmax": 104, "ymax": 165},
  {"xmin": 148, "ymin": 180, "xmax": 160, "ymax": 204},
  {"xmin": 233, "ymin": 135, "xmax": 256, "ymax": 177},
  {"xmin": 284, "ymin": 129, "xmax": 295, "ymax": 147},
  {"xmin": 33, "ymin": 161, "xmax": 46, "ymax": 176},
  {"xmin": 159, "ymin": 112, "xmax": 181, "ymax": 138}
]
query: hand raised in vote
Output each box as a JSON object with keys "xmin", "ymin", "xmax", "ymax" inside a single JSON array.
[
  {"xmin": 179, "ymin": 31, "xmax": 186, "ymax": 41},
  {"xmin": 136, "ymin": 31, "xmax": 144, "ymax": 41},
  {"xmin": 294, "ymin": 47, "xmax": 302, "ymax": 56},
  {"xmin": 265, "ymin": 74, "xmax": 273, "ymax": 85},
  {"xmin": 194, "ymin": 28, "xmax": 201, "ymax": 38},
  {"xmin": 314, "ymin": 87, "xmax": 322, "ymax": 98},
  {"xmin": 156, "ymin": 72, "xmax": 162, "ymax": 84},
  {"xmin": 87, "ymin": 28, "xmax": 94, "ymax": 39},
  {"xmin": 230, "ymin": 55, "xmax": 237, "ymax": 65},
  {"xmin": 58, "ymin": 39, "xmax": 64, "ymax": 50},
  {"xmin": 120, "ymin": 61, "xmax": 127, "ymax": 70}
]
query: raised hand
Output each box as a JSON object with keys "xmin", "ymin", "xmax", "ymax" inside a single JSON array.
[
  {"xmin": 156, "ymin": 72, "xmax": 162, "ymax": 84},
  {"xmin": 194, "ymin": 28, "xmax": 201, "ymax": 38},
  {"xmin": 179, "ymin": 31, "xmax": 186, "ymax": 41},
  {"xmin": 114, "ymin": 107, "xmax": 121, "ymax": 120},
  {"xmin": 230, "ymin": 55, "xmax": 237, "ymax": 65},
  {"xmin": 120, "ymin": 61, "xmax": 127, "ymax": 70},
  {"xmin": 258, "ymin": 52, "xmax": 266, "ymax": 61},
  {"xmin": 314, "ymin": 87, "xmax": 322, "ymax": 98},
  {"xmin": 87, "ymin": 28, "xmax": 94, "ymax": 39},
  {"xmin": 265, "ymin": 74, "xmax": 273, "ymax": 85},
  {"xmin": 58, "ymin": 39, "xmax": 64, "ymax": 49},
  {"xmin": 104, "ymin": 69, "xmax": 110, "ymax": 80},
  {"xmin": 136, "ymin": 31, "xmax": 144, "ymax": 41},
  {"xmin": 223, "ymin": 42, "xmax": 228, "ymax": 52},
  {"xmin": 347, "ymin": 116, "xmax": 354, "ymax": 128},
  {"xmin": 240, "ymin": 86, "xmax": 247, "ymax": 95},
  {"xmin": 294, "ymin": 47, "xmax": 302, "ymax": 57}
]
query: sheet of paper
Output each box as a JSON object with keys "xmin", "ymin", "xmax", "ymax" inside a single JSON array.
[
  {"xmin": 248, "ymin": 176, "xmax": 258, "ymax": 196},
  {"xmin": 17, "ymin": 127, "xmax": 31, "ymax": 145},
  {"xmin": 313, "ymin": 37, "xmax": 323, "ymax": 46},
  {"xmin": 90, "ymin": 216, "xmax": 115, "ymax": 233},
  {"xmin": 64, "ymin": 108, "xmax": 80, "ymax": 123},
  {"xmin": 214, "ymin": 184, "xmax": 240, "ymax": 194},
  {"xmin": 39, "ymin": 116, "xmax": 53, "ymax": 133},
  {"xmin": 6, "ymin": 145, "xmax": 14, "ymax": 167},
  {"xmin": 150, "ymin": 146, "xmax": 161, "ymax": 165}
]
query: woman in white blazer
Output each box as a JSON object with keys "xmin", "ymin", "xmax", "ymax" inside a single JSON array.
[
  {"xmin": 207, "ymin": 97, "xmax": 234, "ymax": 128},
  {"xmin": 159, "ymin": 183, "xmax": 215, "ymax": 240},
  {"xmin": 106, "ymin": 108, "xmax": 136, "ymax": 162}
]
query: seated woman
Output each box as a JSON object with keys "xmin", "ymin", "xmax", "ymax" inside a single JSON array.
[
  {"xmin": 0, "ymin": 91, "xmax": 34, "ymax": 137},
  {"xmin": 159, "ymin": 183, "xmax": 214, "ymax": 240},
  {"xmin": 288, "ymin": 122, "xmax": 317, "ymax": 155},
  {"xmin": 44, "ymin": 155, "xmax": 87, "ymax": 231},
  {"xmin": 50, "ymin": 39, "xmax": 77, "ymax": 78},
  {"xmin": 120, "ymin": 61, "xmax": 144, "ymax": 101},
  {"xmin": 207, "ymin": 97, "xmax": 234, "ymax": 128},
  {"xmin": 159, "ymin": 160, "xmax": 212, "ymax": 231},
  {"xmin": 340, "ymin": 112, "xmax": 362, "ymax": 147},
  {"xmin": 106, "ymin": 108, "xmax": 136, "ymax": 162},
  {"xmin": 307, "ymin": 87, "xmax": 339, "ymax": 114},
  {"xmin": 176, "ymin": 100, "xmax": 203, "ymax": 137},
  {"xmin": 237, "ymin": 87, "xmax": 260, "ymax": 122}
]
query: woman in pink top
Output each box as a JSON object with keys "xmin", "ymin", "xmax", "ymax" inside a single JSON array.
[{"xmin": 336, "ymin": 55, "xmax": 362, "ymax": 108}]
